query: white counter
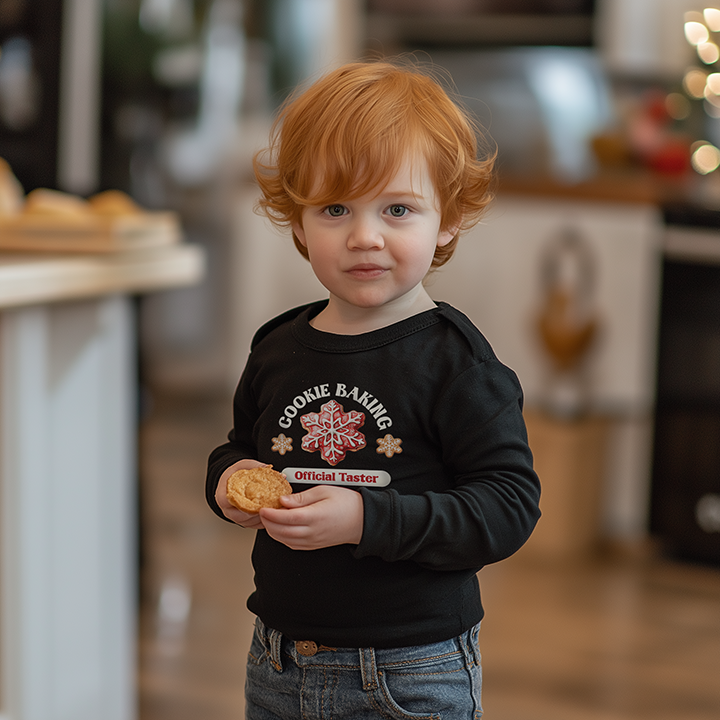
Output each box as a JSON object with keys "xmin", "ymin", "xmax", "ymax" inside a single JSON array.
[
  {"xmin": 0, "ymin": 245, "xmax": 204, "ymax": 720},
  {"xmin": 0, "ymin": 245, "xmax": 203, "ymax": 308}
]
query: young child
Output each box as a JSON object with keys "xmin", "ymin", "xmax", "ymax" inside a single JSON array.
[{"xmin": 206, "ymin": 60, "xmax": 541, "ymax": 719}]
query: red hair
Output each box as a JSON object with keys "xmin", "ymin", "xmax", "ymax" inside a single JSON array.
[{"xmin": 253, "ymin": 60, "xmax": 496, "ymax": 268}]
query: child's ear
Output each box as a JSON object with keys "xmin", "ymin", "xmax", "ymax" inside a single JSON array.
[
  {"xmin": 437, "ymin": 223, "xmax": 460, "ymax": 247},
  {"xmin": 293, "ymin": 222, "xmax": 307, "ymax": 247}
]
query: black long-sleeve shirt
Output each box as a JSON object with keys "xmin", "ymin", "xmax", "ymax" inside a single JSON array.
[{"xmin": 207, "ymin": 301, "xmax": 540, "ymax": 648}]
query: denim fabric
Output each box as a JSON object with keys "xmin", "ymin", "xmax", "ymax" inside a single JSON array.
[{"xmin": 245, "ymin": 618, "xmax": 483, "ymax": 719}]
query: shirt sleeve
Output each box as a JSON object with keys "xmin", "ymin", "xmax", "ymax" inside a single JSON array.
[{"xmin": 353, "ymin": 359, "xmax": 541, "ymax": 571}]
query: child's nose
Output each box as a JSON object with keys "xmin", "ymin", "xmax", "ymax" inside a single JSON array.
[{"xmin": 347, "ymin": 216, "xmax": 384, "ymax": 250}]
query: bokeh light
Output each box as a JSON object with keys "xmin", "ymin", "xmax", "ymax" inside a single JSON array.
[
  {"xmin": 707, "ymin": 71, "xmax": 720, "ymax": 93},
  {"xmin": 686, "ymin": 20, "xmax": 710, "ymax": 45},
  {"xmin": 691, "ymin": 142, "xmax": 720, "ymax": 173},
  {"xmin": 704, "ymin": 83, "xmax": 720, "ymax": 106},
  {"xmin": 698, "ymin": 41, "xmax": 720, "ymax": 63},
  {"xmin": 704, "ymin": 7, "xmax": 720, "ymax": 32},
  {"xmin": 684, "ymin": 67, "xmax": 708, "ymax": 97}
]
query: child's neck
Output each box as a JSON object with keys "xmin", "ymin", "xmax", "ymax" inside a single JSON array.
[{"xmin": 310, "ymin": 288, "xmax": 437, "ymax": 335}]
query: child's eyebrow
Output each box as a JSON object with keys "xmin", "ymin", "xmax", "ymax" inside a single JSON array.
[
  {"xmin": 377, "ymin": 188, "xmax": 424, "ymax": 202},
  {"xmin": 383, "ymin": 193, "xmax": 429, "ymax": 207}
]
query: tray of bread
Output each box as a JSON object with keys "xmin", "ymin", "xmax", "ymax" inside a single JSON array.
[{"xmin": 0, "ymin": 159, "xmax": 181, "ymax": 253}]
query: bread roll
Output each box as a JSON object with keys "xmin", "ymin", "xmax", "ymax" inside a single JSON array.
[
  {"xmin": 88, "ymin": 189, "xmax": 142, "ymax": 216},
  {"xmin": 23, "ymin": 188, "xmax": 91, "ymax": 217}
]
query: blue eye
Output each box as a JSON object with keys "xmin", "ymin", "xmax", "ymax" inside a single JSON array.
[
  {"xmin": 325, "ymin": 204, "xmax": 346, "ymax": 217},
  {"xmin": 388, "ymin": 205, "xmax": 407, "ymax": 217}
]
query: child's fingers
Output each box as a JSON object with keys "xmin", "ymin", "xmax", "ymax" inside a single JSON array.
[
  {"xmin": 281, "ymin": 485, "xmax": 339, "ymax": 506},
  {"xmin": 259, "ymin": 504, "xmax": 307, "ymax": 525},
  {"xmin": 260, "ymin": 515, "xmax": 313, "ymax": 548},
  {"xmin": 278, "ymin": 489, "xmax": 319, "ymax": 507},
  {"xmin": 225, "ymin": 507, "xmax": 265, "ymax": 529},
  {"xmin": 259, "ymin": 486, "xmax": 364, "ymax": 550},
  {"xmin": 259, "ymin": 487, "xmax": 329, "ymax": 524}
]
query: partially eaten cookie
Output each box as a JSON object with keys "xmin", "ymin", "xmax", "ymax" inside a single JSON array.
[{"xmin": 226, "ymin": 466, "xmax": 291, "ymax": 513}]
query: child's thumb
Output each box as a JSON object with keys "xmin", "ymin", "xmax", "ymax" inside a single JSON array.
[
  {"xmin": 280, "ymin": 491, "xmax": 305, "ymax": 507},
  {"xmin": 280, "ymin": 487, "xmax": 325, "ymax": 507}
]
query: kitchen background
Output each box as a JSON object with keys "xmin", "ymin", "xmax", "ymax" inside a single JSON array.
[
  {"xmin": 79, "ymin": 0, "xmax": 716, "ymax": 560},
  {"xmin": 1, "ymin": 1, "xmax": 719, "ymax": 719}
]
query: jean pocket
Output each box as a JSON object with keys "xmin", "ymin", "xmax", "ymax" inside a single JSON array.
[{"xmin": 375, "ymin": 649, "xmax": 481, "ymax": 720}]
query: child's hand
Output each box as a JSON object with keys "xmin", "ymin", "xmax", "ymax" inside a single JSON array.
[
  {"xmin": 259, "ymin": 486, "xmax": 364, "ymax": 550},
  {"xmin": 215, "ymin": 459, "xmax": 268, "ymax": 529}
]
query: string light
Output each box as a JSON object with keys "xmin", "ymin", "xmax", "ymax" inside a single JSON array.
[
  {"xmin": 707, "ymin": 71, "xmax": 720, "ymax": 93},
  {"xmin": 669, "ymin": 12, "xmax": 720, "ymax": 172},
  {"xmin": 698, "ymin": 41, "xmax": 720, "ymax": 63},
  {"xmin": 704, "ymin": 83, "xmax": 720, "ymax": 106},
  {"xmin": 691, "ymin": 141, "xmax": 720, "ymax": 173},
  {"xmin": 704, "ymin": 7, "xmax": 720, "ymax": 32},
  {"xmin": 686, "ymin": 20, "xmax": 710, "ymax": 45},
  {"xmin": 684, "ymin": 67, "xmax": 709, "ymax": 97}
]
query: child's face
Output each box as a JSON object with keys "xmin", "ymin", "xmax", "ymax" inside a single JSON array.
[{"xmin": 293, "ymin": 156, "xmax": 454, "ymax": 315}]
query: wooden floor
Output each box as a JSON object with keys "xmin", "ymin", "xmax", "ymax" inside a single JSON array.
[{"xmin": 137, "ymin": 393, "xmax": 720, "ymax": 720}]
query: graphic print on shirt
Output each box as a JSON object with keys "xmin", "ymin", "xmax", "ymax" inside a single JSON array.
[
  {"xmin": 300, "ymin": 399, "xmax": 366, "ymax": 465},
  {"xmin": 271, "ymin": 433, "xmax": 293, "ymax": 455},
  {"xmin": 270, "ymin": 382, "xmax": 401, "ymax": 486}
]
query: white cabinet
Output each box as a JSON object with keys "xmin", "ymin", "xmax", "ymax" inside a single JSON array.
[
  {"xmin": 0, "ymin": 247, "xmax": 203, "ymax": 720},
  {"xmin": 429, "ymin": 195, "xmax": 664, "ymax": 415},
  {"xmin": 1, "ymin": 297, "xmax": 135, "ymax": 720}
]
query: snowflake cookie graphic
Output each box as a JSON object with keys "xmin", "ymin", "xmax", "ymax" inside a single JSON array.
[
  {"xmin": 300, "ymin": 399, "xmax": 366, "ymax": 466},
  {"xmin": 376, "ymin": 434, "xmax": 402, "ymax": 458},
  {"xmin": 271, "ymin": 433, "xmax": 293, "ymax": 455}
]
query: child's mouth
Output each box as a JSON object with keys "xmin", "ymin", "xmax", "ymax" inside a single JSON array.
[{"xmin": 346, "ymin": 264, "xmax": 386, "ymax": 279}]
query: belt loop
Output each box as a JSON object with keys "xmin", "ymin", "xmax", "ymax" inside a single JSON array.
[
  {"xmin": 460, "ymin": 624, "xmax": 481, "ymax": 667},
  {"xmin": 471, "ymin": 622, "xmax": 482, "ymax": 666},
  {"xmin": 257, "ymin": 618, "xmax": 283, "ymax": 672},
  {"xmin": 268, "ymin": 627, "xmax": 283, "ymax": 672},
  {"xmin": 359, "ymin": 648, "xmax": 378, "ymax": 691}
]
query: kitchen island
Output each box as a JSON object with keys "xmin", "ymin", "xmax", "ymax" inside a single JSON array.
[{"xmin": 0, "ymin": 244, "xmax": 204, "ymax": 720}]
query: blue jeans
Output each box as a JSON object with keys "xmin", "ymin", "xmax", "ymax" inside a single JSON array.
[{"xmin": 245, "ymin": 618, "xmax": 483, "ymax": 719}]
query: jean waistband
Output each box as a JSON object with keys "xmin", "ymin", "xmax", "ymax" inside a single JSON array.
[{"xmin": 253, "ymin": 617, "xmax": 481, "ymax": 676}]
